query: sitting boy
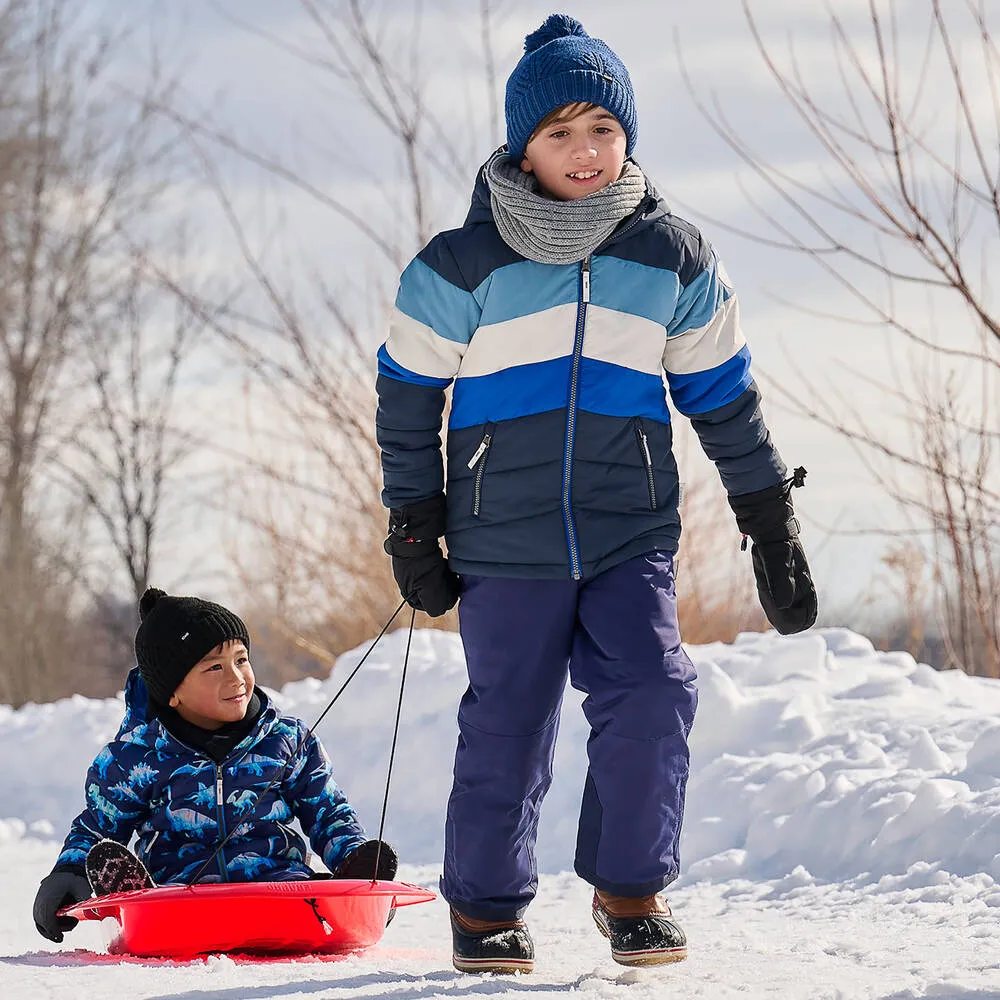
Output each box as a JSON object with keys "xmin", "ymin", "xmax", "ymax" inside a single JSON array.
[{"xmin": 33, "ymin": 588, "xmax": 395, "ymax": 943}]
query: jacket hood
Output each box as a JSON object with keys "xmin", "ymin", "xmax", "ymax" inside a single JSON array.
[{"xmin": 464, "ymin": 150, "xmax": 670, "ymax": 239}]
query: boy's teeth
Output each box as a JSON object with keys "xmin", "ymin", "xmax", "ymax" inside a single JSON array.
[{"xmin": 569, "ymin": 170, "xmax": 599, "ymax": 179}]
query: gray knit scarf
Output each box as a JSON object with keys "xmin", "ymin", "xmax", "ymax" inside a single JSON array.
[{"xmin": 484, "ymin": 150, "xmax": 646, "ymax": 265}]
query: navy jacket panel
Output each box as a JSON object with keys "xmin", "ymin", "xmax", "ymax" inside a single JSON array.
[
  {"xmin": 690, "ymin": 381, "xmax": 787, "ymax": 496},
  {"xmin": 376, "ymin": 373, "xmax": 448, "ymax": 506}
]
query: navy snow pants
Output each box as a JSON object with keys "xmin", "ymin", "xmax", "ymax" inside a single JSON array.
[{"xmin": 441, "ymin": 550, "xmax": 698, "ymax": 922}]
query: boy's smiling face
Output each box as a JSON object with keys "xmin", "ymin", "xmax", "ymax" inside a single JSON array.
[
  {"xmin": 168, "ymin": 639, "xmax": 255, "ymax": 731},
  {"xmin": 520, "ymin": 103, "xmax": 627, "ymax": 201}
]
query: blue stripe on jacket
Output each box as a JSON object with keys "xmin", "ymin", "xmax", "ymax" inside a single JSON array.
[
  {"xmin": 449, "ymin": 358, "xmax": 672, "ymax": 429},
  {"xmin": 666, "ymin": 345, "xmax": 753, "ymax": 415},
  {"xmin": 666, "ymin": 265, "xmax": 726, "ymax": 337},
  {"xmin": 396, "ymin": 257, "xmax": 478, "ymax": 345},
  {"xmin": 377, "ymin": 345, "xmax": 452, "ymax": 388}
]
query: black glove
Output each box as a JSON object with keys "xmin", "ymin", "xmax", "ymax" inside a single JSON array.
[
  {"xmin": 33, "ymin": 869, "xmax": 92, "ymax": 942},
  {"xmin": 729, "ymin": 467, "xmax": 818, "ymax": 635},
  {"xmin": 335, "ymin": 840, "xmax": 398, "ymax": 881},
  {"xmin": 384, "ymin": 494, "xmax": 460, "ymax": 617}
]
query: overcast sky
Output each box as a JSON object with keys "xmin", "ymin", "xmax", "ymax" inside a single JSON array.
[{"xmin": 84, "ymin": 0, "xmax": 998, "ymax": 617}]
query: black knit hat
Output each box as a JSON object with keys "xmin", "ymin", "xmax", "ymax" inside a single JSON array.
[{"xmin": 134, "ymin": 588, "xmax": 251, "ymax": 706}]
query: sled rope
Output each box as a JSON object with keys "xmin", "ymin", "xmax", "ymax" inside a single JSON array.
[
  {"xmin": 371, "ymin": 607, "xmax": 416, "ymax": 884},
  {"xmin": 186, "ymin": 599, "xmax": 408, "ymax": 886}
]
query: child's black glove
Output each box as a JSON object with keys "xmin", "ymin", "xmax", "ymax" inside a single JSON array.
[
  {"xmin": 729, "ymin": 468, "xmax": 818, "ymax": 636},
  {"xmin": 384, "ymin": 494, "xmax": 460, "ymax": 617},
  {"xmin": 33, "ymin": 870, "xmax": 92, "ymax": 942},
  {"xmin": 335, "ymin": 840, "xmax": 398, "ymax": 880}
]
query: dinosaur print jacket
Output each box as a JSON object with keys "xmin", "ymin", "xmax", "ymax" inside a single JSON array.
[{"xmin": 55, "ymin": 676, "xmax": 367, "ymax": 884}]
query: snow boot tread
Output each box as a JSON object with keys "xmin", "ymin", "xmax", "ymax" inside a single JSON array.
[{"xmin": 86, "ymin": 839, "xmax": 155, "ymax": 897}]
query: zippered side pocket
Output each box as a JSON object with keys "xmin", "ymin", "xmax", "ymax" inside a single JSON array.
[
  {"xmin": 634, "ymin": 420, "xmax": 657, "ymax": 511},
  {"xmin": 468, "ymin": 423, "xmax": 496, "ymax": 518}
]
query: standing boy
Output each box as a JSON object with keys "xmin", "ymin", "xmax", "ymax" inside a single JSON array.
[{"xmin": 376, "ymin": 14, "xmax": 816, "ymax": 973}]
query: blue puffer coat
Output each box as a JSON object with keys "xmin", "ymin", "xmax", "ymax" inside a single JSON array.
[
  {"xmin": 55, "ymin": 674, "xmax": 366, "ymax": 884},
  {"xmin": 376, "ymin": 164, "xmax": 786, "ymax": 579}
]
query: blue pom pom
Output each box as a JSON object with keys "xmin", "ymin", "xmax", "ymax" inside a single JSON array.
[{"xmin": 523, "ymin": 14, "xmax": 588, "ymax": 54}]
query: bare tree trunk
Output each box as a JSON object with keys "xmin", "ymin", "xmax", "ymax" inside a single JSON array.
[{"xmin": 0, "ymin": 0, "xmax": 182, "ymax": 703}]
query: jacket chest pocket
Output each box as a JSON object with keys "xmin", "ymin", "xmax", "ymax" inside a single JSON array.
[
  {"xmin": 467, "ymin": 422, "xmax": 496, "ymax": 518},
  {"xmin": 634, "ymin": 419, "xmax": 657, "ymax": 511}
]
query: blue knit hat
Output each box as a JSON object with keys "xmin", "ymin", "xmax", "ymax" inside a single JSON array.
[{"xmin": 505, "ymin": 14, "xmax": 637, "ymax": 163}]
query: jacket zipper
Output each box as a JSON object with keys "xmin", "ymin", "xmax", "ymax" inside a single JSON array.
[
  {"xmin": 635, "ymin": 420, "xmax": 657, "ymax": 510},
  {"xmin": 467, "ymin": 424, "xmax": 494, "ymax": 517},
  {"xmin": 147, "ymin": 715, "xmax": 268, "ymax": 885},
  {"xmin": 558, "ymin": 202, "xmax": 654, "ymax": 579},
  {"xmin": 215, "ymin": 765, "xmax": 230, "ymax": 882},
  {"xmin": 562, "ymin": 256, "xmax": 590, "ymax": 580}
]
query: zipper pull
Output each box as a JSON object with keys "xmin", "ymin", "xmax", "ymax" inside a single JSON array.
[
  {"xmin": 638, "ymin": 427, "xmax": 652, "ymax": 467},
  {"xmin": 581, "ymin": 257, "xmax": 591, "ymax": 303},
  {"xmin": 467, "ymin": 433, "xmax": 491, "ymax": 469},
  {"xmin": 216, "ymin": 767, "xmax": 224, "ymax": 805}
]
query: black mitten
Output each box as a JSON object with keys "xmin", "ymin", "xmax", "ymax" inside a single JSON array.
[
  {"xmin": 729, "ymin": 468, "xmax": 818, "ymax": 635},
  {"xmin": 335, "ymin": 840, "xmax": 398, "ymax": 881},
  {"xmin": 384, "ymin": 495, "xmax": 460, "ymax": 617},
  {"xmin": 33, "ymin": 869, "xmax": 92, "ymax": 942}
]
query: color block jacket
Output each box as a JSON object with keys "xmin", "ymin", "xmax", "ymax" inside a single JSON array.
[
  {"xmin": 376, "ymin": 164, "xmax": 786, "ymax": 579},
  {"xmin": 55, "ymin": 675, "xmax": 366, "ymax": 884}
]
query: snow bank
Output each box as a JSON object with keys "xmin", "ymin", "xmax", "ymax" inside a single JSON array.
[
  {"xmin": 683, "ymin": 630, "xmax": 1000, "ymax": 884},
  {"xmin": 3, "ymin": 627, "xmax": 1000, "ymax": 886}
]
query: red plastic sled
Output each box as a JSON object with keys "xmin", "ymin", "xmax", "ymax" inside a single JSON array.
[{"xmin": 59, "ymin": 879, "xmax": 435, "ymax": 958}]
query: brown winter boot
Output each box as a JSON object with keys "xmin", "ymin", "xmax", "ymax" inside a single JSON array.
[
  {"xmin": 592, "ymin": 889, "xmax": 687, "ymax": 966},
  {"xmin": 450, "ymin": 908, "xmax": 535, "ymax": 974}
]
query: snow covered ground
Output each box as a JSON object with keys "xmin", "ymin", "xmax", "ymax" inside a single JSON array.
[{"xmin": 3, "ymin": 627, "xmax": 1000, "ymax": 998}]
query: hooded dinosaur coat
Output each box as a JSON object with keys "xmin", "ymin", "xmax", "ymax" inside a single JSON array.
[{"xmin": 55, "ymin": 675, "xmax": 366, "ymax": 884}]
